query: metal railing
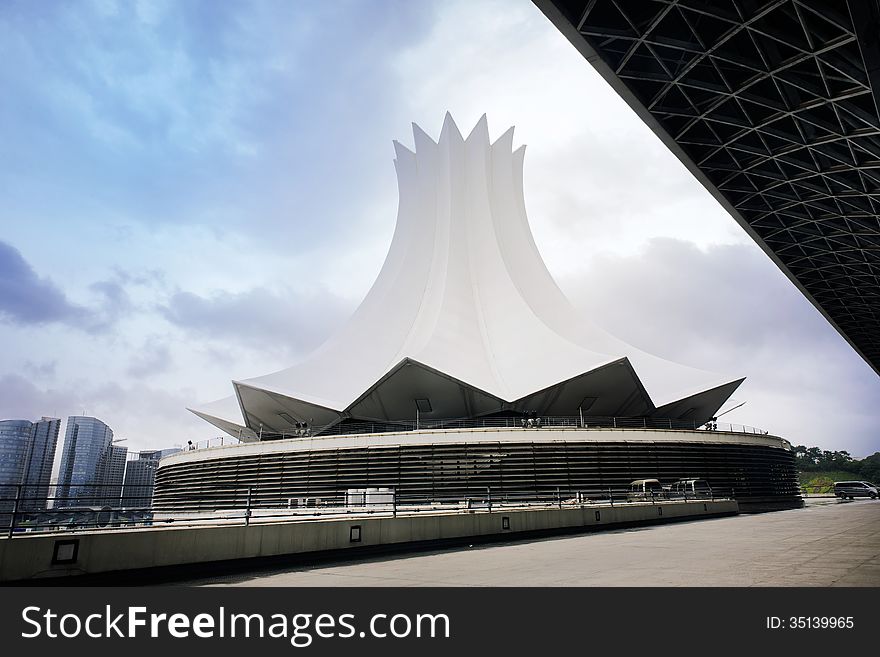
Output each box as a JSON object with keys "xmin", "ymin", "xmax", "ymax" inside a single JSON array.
[
  {"xmin": 0, "ymin": 483, "xmax": 736, "ymax": 538},
  {"xmin": 0, "ymin": 483, "xmax": 156, "ymax": 539},
  {"xmin": 184, "ymin": 436, "xmax": 243, "ymax": 451},
  {"xmin": 250, "ymin": 415, "xmax": 769, "ymax": 443}
]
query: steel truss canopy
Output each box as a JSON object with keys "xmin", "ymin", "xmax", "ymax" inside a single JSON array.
[{"xmin": 535, "ymin": 0, "xmax": 880, "ymax": 375}]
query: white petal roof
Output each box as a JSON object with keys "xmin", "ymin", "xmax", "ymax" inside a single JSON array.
[{"xmin": 191, "ymin": 114, "xmax": 742, "ymax": 438}]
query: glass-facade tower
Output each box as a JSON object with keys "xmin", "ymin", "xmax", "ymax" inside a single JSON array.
[
  {"xmin": 0, "ymin": 420, "xmax": 34, "ymax": 513},
  {"xmin": 22, "ymin": 417, "xmax": 60, "ymax": 511},
  {"xmin": 0, "ymin": 417, "xmax": 60, "ymax": 512},
  {"xmin": 56, "ymin": 416, "xmax": 114, "ymax": 508},
  {"xmin": 122, "ymin": 448, "xmax": 180, "ymax": 508},
  {"xmin": 102, "ymin": 444, "xmax": 128, "ymax": 506}
]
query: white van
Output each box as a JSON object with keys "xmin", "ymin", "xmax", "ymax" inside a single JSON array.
[
  {"xmin": 666, "ymin": 478, "xmax": 712, "ymax": 499},
  {"xmin": 627, "ymin": 479, "xmax": 663, "ymax": 502}
]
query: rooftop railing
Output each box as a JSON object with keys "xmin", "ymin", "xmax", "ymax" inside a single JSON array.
[{"xmin": 247, "ymin": 415, "xmax": 769, "ymax": 443}]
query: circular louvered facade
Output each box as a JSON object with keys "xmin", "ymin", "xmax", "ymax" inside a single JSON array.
[{"xmin": 155, "ymin": 427, "xmax": 801, "ymax": 513}]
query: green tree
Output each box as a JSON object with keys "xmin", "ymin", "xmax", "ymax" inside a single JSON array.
[
  {"xmin": 857, "ymin": 453, "xmax": 880, "ymax": 483},
  {"xmin": 794, "ymin": 446, "xmax": 871, "ymax": 477}
]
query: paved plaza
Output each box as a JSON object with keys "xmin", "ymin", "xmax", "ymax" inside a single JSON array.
[{"xmin": 183, "ymin": 498, "xmax": 880, "ymax": 587}]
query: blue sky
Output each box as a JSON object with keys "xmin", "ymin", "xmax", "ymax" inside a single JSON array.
[{"xmin": 1, "ymin": 0, "xmax": 878, "ymax": 457}]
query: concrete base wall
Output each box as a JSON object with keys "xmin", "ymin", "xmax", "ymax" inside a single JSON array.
[{"xmin": 0, "ymin": 500, "xmax": 737, "ymax": 582}]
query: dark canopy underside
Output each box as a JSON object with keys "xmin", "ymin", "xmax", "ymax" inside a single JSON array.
[
  {"xmin": 536, "ymin": 0, "xmax": 880, "ymax": 375},
  {"xmin": 193, "ymin": 358, "xmax": 741, "ymax": 440}
]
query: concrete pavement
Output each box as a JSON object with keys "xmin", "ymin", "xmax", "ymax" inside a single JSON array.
[{"xmin": 187, "ymin": 498, "xmax": 880, "ymax": 587}]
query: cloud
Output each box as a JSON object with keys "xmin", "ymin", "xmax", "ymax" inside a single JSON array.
[
  {"xmin": 562, "ymin": 238, "xmax": 880, "ymax": 456},
  {"xmin": 23, "ymin": 360, "xmax": 57, "ymax": 379},
  {"xmin": 111, "ymin": 266, "xmax": 165, "ymax": 288},
  {"xmin": 0, "ymin": 374, "xmax": 76, "ymax": 422},
  {"xmin": 126, "ymin": 337, "xmax": 172, "ymax": 378},
  {"xmin": 159, "ymin": 286, "xmax": 352, "ymax": 356},
  {"xmin": 0, "ymin": 240, "xmax": 88, "ymax": 326},
  {"xmin": 0, "ymin": 372, "xmax": 205, "ymax": 453},
  {"xmin": 564, "ymin": 238, "xmax": 826, "ymax": 359},
  {"xmin": 0, "ymin": 240, "xmax": 136, "ymax": 334},
  {"xmin": 0, "ymin": 0, "xmax": 437, "ymax": 249},
  {"xmin": 87, "ymin": 279, "xmax": 133, "ymax": 329}
]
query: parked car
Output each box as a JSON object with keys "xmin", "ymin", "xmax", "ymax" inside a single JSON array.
[
  {"xmin": 666, "ymin": 478, "xmax": 712, "ymax": 499},
  {"xmin": 627, "ymin": 479, "xmax": 663, "ymax": 502},
  {"xmin": 833, "ymin": 481, "xmax": 879, "ymax": 500}
]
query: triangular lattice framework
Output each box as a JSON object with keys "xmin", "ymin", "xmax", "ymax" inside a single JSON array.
[{"xmin": 539, "ymin": 0, "xmax": 880, "ymax": 374}]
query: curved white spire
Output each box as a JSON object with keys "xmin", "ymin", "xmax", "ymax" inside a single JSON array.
[{"xmin": 192, "ymin": 115, "xmax": 742, "ymax": 437}]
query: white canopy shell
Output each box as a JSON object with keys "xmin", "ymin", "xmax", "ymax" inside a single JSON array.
[{"xmin": 191, "ymin": 115, "xmax": 742, "ymax": 439}]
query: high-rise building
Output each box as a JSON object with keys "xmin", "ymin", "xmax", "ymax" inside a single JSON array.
[
  {"xmin": 102, "ymin": 444, "xmax": 128, "ymax": 507},
  {"xmin": 121, "ymin": 448, "xmax": 181, "ymax": 508},
  {"xmin": 0, "ymin": 420, "xmax": 34, "ymax": 513},
  {"xmin": 0, "ymin": 417, "xmax": 60, "ymax": 512},
  {"xmin": 56, "ymin": 416, "xmax": 114, "ymax": 508},
  {"xmin": 21, "ymin": 417, "xmax": 60, "ymax": 511}
]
